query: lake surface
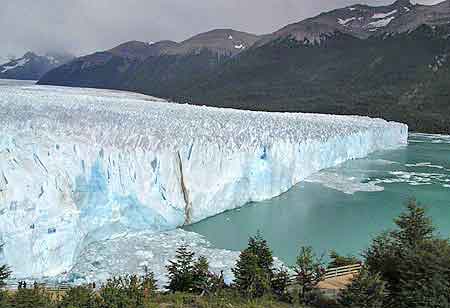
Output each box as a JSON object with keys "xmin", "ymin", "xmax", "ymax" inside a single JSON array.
[{"xmin": 185, "ymin": 133, "xmax": 450, "ymax": 265}]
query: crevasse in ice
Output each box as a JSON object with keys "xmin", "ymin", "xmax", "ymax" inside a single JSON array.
[{"xmin": 0, "ymin": 81, "xmax": 408, "ymax": 279}]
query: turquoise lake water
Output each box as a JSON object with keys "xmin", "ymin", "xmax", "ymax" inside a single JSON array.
[{"xmin": 185, "ymin": 133, "xmax": 450, "ymax": 265}]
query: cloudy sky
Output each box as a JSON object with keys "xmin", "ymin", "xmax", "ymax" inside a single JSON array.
[{"xmin": 0, "ymin": 0, "xmax": 444, "ymax": 58}]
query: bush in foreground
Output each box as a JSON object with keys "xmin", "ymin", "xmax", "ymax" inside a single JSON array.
[
  {"xmin": 0, "ymin": 260, "xmax": 11, "ymax": 305},
  {"xmin": 338, "ymin": 268, "xmax": 386, "ymax": 308},
  {"xmin": 59, "ymin": 286, "xmax": 97, "ymax": 308},
  {"xmin": 340, "ymin": 199, "xmax": 450, "ymax": 307},
  {"xmin": 294, "ymin": 246, "xmax": 325, "ymax": 305}
]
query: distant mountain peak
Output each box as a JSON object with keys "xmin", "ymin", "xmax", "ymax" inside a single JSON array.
[
  {"xmin": 171, "ymin": 28, "xmax": 261, "ymax": 55},
  {"xmin": 101, "ymin": 29, "xmax": 260, "ymax": 59},
  {"xmin": 0, "ymin": 51, "xmax": 74, "ymax": 80},
  {"xmin": 256, "ymin": 0, "xmax": 450, "ymax": 46},
  {"xmin": 23, "ymin": 51, "xmax": 38, "ymax": 58},
  {"xmin": 392, "ymin": 0, "xmax": 413, "ymax": 7}
]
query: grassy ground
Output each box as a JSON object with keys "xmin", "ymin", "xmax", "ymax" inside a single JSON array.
[{"xmin": 147, "ymin": 292, "xmax": 304, "ymax": 308}]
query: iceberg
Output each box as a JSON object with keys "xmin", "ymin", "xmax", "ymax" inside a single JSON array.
[{"xmin": 0, "ymin": 80, "xmax": 408, "ymax": 280}]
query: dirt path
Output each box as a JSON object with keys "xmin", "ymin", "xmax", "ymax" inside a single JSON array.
[{"xmin": 318, "ymin": 274, "xmax": 356, "ymax": 290}]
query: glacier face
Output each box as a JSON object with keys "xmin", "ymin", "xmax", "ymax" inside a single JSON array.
[{"xmin": 0, "ymin": 80, "xmax": 408, "ymax": 280}]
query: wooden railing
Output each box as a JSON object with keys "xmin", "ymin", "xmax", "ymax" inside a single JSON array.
[{"xmin": 323, "ymin": 263, "xmax": 362, "ymax": 280}]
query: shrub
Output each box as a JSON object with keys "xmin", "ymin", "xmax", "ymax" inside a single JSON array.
[
  {"xmin": 0, "ymin": 264, "xmax": 11, "ymax": 288},
  {"xmin": 328, "ymin": 250, "xmax": 360, "ymax": 268},
  {"xmin": 0, "ymin": 263, "xmax": 11, "ymax": 306},
  {"xmin": 11, "ymin": 283, "xmax": 54, "ymax": 308},
  {"xmin": 364, "ymin": 199, "xmax": 450, "ymax": 307},
  {"xmin": 98, "ymin": 272, "xmax": 157, "ymax": 308},
  {"xmin": 59, "ymin": 285, "xmax": 97, "ymax": 308},
  {"xmin": 338, "ymin": 268, "xmax": 386, "ymax": 308},
  {"xmin": 141, "ymin": 267, "xmax": 157, "ymax": 299},
  {"xmin": 193, "ymin": 255, "xmax": 210, "ymax": 294},
  {"xmin": 271, "ymin": 267, "xmax": 292, "ymax": 302},
  {"xmin": 294, "ymin": 246, "xmax": 325, "ymax": 305}
]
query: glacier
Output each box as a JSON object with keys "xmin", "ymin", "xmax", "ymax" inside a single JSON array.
[{"xmin": 0, "ymin": 80, "xmax": 408, "ymax": 281}]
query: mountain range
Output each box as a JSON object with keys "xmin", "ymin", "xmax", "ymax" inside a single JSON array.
[
  {"xmin": 38, "ymin": 0, "xmax": 450, "ymax": 133},
  {"xmin": 0, "ymin": 52, "xmax": 73, "ymax": 81}
]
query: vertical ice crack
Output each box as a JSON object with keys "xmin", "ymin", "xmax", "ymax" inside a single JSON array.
[
  {"xmin": 0, "ymin": 172, "xmax": 6, "ymax": 207},
  {"xmin": 177, "ymin": 151, "xmax": 192, "ymax": 225},
  {"xmin": 33, "ymin": 153, "xmax": 48, "ymax": 174},
  {"xmin": 0, "ymin": 172, "xmax": 8, "ymax": 187}
]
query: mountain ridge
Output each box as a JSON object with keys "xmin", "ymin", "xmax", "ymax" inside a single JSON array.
[
  {"xmin": 0, "ymin": 52, "xmax": 73, "ymax": 81},
  {"xmin": 38, "ymin": 0, "xmax": 450, "ymax": 133}
]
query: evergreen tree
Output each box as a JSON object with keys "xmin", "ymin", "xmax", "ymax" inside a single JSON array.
[
  {"xmin": 123, "ymin": 275, "xmax": 143, "ymax": 308},
  {"xmin": 232, "ymin": 249, "xmax": 270, "ymax": 298},
  {"xmin": 338, "ymin": 268, "xmax": 386, "ymax": 308},
  {"xmin": 98, "ymin": 277, "xmax": 123, "ymax": 308},
  {"xmin": 232, "ymin": 232, "xmax": 274, "ymax": 298},
  {"xmin": 141, "ymin": 267, "xmax": 157, "ymax": 301},
  {"xmin": 271, "ymin": 267, "xmax": 292, "ymax": 302},
  {"xmin": 193, "ymin": 255, "xmax": 210, "ymax": 294},
  {"xmin": 393, "ymin": 239, "xmax": 450, "ymax": 308},
  {"xmin": 294, "ymin": 246, "xmax": 325, "ymax": 305},
  {"xmin": 166, "ymin": 244, "xmax": 196, "ymax": 293},
  {"xmin": 0, "ymin": 260, "xmax": 11, "ymax": 306},
  {"xmin": 364, "ymin": 200, "xmax": 450, "ymax": 307},
  {"xmin": 0, "ymin": 264, "xmax": 11, "ymax": 288},
  {"xmin": 247, "ymin": 231, "xmax": 274, "ymax": 275},
  {"xmin": 392, "ymin": 199, "xmax": 434, "ymax": 247}
]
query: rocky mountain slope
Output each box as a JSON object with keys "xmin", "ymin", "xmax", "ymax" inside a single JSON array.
[
  {"xmin": 38, "ymin": 29, "xmax": 260, "ymax": 91},
  {"xmin": 257, "ymin": 0, "xmax": 416, "ymax": 45},
  {"xmin": 182, "ymin": 24, "xmax": 450, "ymax": 132},
  {"xmin": 39, "ymin": 0, "xmax": 450, "ymax": 132},
  {"xmin": 0, "ymin": 52, "xmax": 73, "ymax": 80}
]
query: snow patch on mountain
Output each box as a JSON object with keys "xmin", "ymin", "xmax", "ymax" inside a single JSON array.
[
  {"xmin": 1, "ymin": 58, "xmax": 30, "ymax": 73},
  {"xmin": 338, "ymin": 17, "xmax": 357, "ymax": 26},
  {"xmin": 372, "ymin": 10, "xmax": 398, "ymax": 19},
  {"xmin": 45, "ymin": 56, "xmax": 60, "ymax": 65},
  {"xmin": 368, "ymin": 16, "xmax": 396, "ymax": 28}
]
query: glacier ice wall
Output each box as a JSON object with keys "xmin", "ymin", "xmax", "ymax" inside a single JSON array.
[{"xmin": 0, "ymin": 81, "xmax": 408, "ymax": 279}]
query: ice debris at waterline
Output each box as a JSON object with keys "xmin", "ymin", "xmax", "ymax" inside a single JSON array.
[
  {"xmin": 0, "ymin": 81, "xmax": 408, "ymax": 281},
  {"xmin": 66, "ymin": 229, "xmax": 243, "ymax": 286}
]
